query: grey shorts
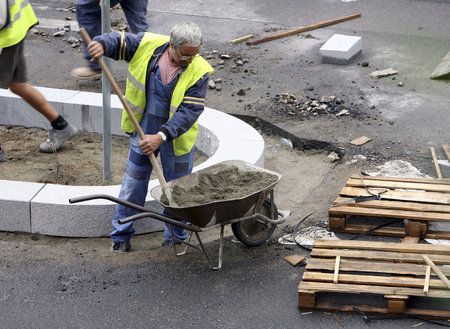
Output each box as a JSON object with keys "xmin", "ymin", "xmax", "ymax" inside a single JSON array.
[{"xmin": 0, "ymin": 39, "xmax": 28, "ymax": 89}]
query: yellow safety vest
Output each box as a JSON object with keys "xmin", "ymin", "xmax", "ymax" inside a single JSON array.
[
  {"xmin": 0, "ymin": 0, "xmax": 38, "ymax": 48},
  {"xmin": 123, "ymin": 32, "xmax": 214, "ymax": 156}
]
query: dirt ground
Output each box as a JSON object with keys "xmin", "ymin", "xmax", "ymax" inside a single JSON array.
[
  {"xmin": 0, "ymin": 126, "xmax": 210, "ymax": 186},
  {"xmin": 0, "ymin": 125, "xmax": 129, "ymax": 185}
]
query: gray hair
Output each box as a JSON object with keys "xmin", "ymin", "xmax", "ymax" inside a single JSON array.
[{"xmin": 170, "ymin": 22, "xmax": 203, "ymax": 48}]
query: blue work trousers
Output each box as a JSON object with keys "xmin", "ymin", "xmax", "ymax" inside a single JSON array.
[
  {"xmin": 111, "ymin": 69, "xmax": 193, "ymax": 243},
  {"xmin": 76, "ymin": 0, "xmax": 149, "ymax": 70}
]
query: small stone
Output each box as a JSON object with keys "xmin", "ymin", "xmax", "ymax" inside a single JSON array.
[
  {"xmin": 327, "ymin": 152, "xmax": 340, "ymax": 162},
  {"xmin": 218, "ymin": 60, "xmax": 225, "ymax": 65},
  {"xmin": 214, "ymin": 78, "xmax": 222, "ymax": 84},
  {"xmin": 320, "ymin": 95, "xmax": 335, "ymax": 103},
  {"xmin": 236, "ymin": 60, "xmax": 243, "ymax": 66},
  {"xmin": 220, "ymin": 54, "xmax": 230, "ymax": 59},
  {"xmin": 237, "ymin": 89, "xmax": 246, "ymax": 96},
  {"xmin": 67, "ymin": 36, "xmax": 78, "ymax": 44},
  {"xmin": 215, "ymin": 85, "xmax": 222, "ymax": 91},
  {"xmin": 318, "ymin": 104, "xmax": 328, "ymax": 111},
  {"xmin": 65, "ymin": 17, "xmax": 72, "ymax": 21},
  {"xmin": 361, "ymin": 62, "xmax": 369, "ymax": 67},
  {"xmin": 398, "ymin": 82, "xmax": 404, "ymax": 86},
  {"xmin": 208, "ymin": 80, "xmax": 216, "ymax": 89},
  {"xmin": 53, "ymin": 30, "xmax": 66, "ymax": 37},
  {"xmin": 336, "ymin": 109, "xmax": 349, "ymax": 117}
]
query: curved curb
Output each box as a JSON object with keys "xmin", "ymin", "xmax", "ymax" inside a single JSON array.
[{"xmin": 0, "ymin": 87, "xmax": 264, "ymax": 237}]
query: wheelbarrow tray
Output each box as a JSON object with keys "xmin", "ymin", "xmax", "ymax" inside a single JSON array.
[{"xmin": 150, "ymin": 160, "xmax": 282, "ymax": 228}]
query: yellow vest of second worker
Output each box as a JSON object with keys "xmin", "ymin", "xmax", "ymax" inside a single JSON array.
[
  {"xmin": 124, "ymin": 32, "xmax": 214, "ymax": 156},
  {"xmin": 0, "ymin": 0, "xmax": 38, "ymax": 48}
]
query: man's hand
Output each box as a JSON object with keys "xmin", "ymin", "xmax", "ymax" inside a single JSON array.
[
  {"xmin": 139, "ymin": 134, "xmax": 164, "ymax": 156},
  {"xmin": 87, "ymin": 41, "xmax": 104, "ymax": 61}
]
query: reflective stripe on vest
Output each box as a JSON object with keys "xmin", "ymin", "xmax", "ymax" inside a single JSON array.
[
  {"xmin": 123, "ymin": 32, "xmax": 214, "ymax": 156},
  {"xmin": 0, "ymin": 0, "xmax": 38, "ymax": 48}
]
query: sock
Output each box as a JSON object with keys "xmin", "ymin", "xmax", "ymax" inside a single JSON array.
[{"xmin": 51, "ymin": 115, "xmax": 68, "ymax": 130}]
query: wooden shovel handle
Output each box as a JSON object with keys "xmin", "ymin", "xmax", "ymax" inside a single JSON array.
[{"xmin": 79, "ymin": 28, "xmax": 173, "ymax": 202}]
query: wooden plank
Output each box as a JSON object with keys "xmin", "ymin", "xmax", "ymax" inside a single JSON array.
[
  {"xmin": 386, "ymin": 295, "xmax": 408, "ymax": 313},
  {"xmin": 306, "ymin": 258, "xmax": 450, "ymax": 276},
  {"xmin": 334, "ymin": 197, "xmax": 450, "ymax": 213},
  {"xmin": 230, "ymin": 34, "xmax": 254, "ymax": 45},
  {"xmin": 333, "ymin": 256, "xmax": 340, "ymax": 283},
  {"xmin": 340, "ymin": 186, "xmax": 450, "ymax": 204},
  {"xmin": 299, "ymin": 281, "xmax": 450, "ymax": 298},
  {"xmin": 302, "ymin": 272, "xmax": 449, "ymax": 290},
  {"xmin": 423, "ymin": 255, "xmax": 450, "ymax": 289},
  {"xmin": 246, "ymin": 13, "xmax": 361, "ymax": 46},
  {"xmin": 298, "ymin": 290, "xmax": 316, "ymax": 308},
  {"xmin": 329, "ymin": 205, "xmax": 450, "ymax": 222},
  {"xmin": 431, "ymin": 147, "xmax": 443, "ymax": 179},
  {"xmin": 443, "ymin": 144, "xmax": 450, "ymax": 162},
  {"xmin": 337, "ymin": 223, "xmax": 450, "ymax": 240},
  {"xmin": 306, "ymin": 301, "xmax": 450, "ymax": 318},
  {"xmin": 402, "ymin": 237, "xmax": 420, "ymax": 243},
  {"xmin": 311, "ymin": 248, "xmax": 450, "ymax": 264},
  {"xmin": 347, "ymin": 178, "xmax": 450, "ymax": 193},
  {"xmin": 332, "ymin": 223, "xmax": 406, "ymax": 237},
  {"xmin": 313, "ymin": 239, "xmax": 450, "ymax": 255},
  {"xmin": 424, "ymin": 266, "xmax": 431, "ymax": 293},
  {"xmin": 351, "ymin": 175, "xmax": 450, "ymax": 185}
]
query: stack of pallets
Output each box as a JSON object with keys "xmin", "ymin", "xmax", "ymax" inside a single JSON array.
[
  {"xmin": 328, "ymin": 175, "xmax": 450, "ymax": 239},
  {"xmin": 298, "ymin": 240, "xmax": 450, "ymax": 318}
]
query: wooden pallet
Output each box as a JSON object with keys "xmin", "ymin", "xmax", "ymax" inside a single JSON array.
[
  {"xmin": 298, "ymin": 240, "xmax": 450, "ymax": 318},
  {"xmin": 328, "ymin": 175, "xmax": 450, "ymax": 239}
]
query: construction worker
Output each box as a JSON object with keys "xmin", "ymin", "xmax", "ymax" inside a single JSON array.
[
  {"xmin": 0, "ymin": 0, "xmax": 78, "ymax": 155},
  {"xmin": 71, "ymin": 0, "xmax": 149, "ymax": 80},
  {"xmin": 86, "ymin": 22, "xmax": 213, "ymax": 252}
]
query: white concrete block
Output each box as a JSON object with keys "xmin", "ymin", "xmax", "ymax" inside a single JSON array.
[
  {"xmin": 0, "ymin": 180, "xmax": 45, "ymax": 232},
  {"xmin": 320, "ymin": 34, "xmax": 362, "ymax": 64}
]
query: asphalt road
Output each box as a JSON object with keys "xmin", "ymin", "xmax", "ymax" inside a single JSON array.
[{"xmin": 1, "ymin": 0, "xmax": 450, "ymax": 328}]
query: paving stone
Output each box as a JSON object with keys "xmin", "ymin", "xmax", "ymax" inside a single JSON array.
[{"xmin": 320, "ymin": 34, "xmax": 362, "ymax": 64}]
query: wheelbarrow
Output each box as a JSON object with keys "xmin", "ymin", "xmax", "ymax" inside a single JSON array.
[{"xmin": 69, "ymin": 160, "xmax": 287, "ymax": 270}]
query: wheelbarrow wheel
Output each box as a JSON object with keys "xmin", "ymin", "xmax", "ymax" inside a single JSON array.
[{"xmin": 231, "ymin": 200, "xmax": 278, "ymax": 246}]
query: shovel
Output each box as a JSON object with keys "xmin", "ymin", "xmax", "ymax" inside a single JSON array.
[{"xmin": 79, "ymin": 27, "xmax": 175, "ymax": 206}]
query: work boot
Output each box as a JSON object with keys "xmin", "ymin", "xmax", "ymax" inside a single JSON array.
[
  {"xmin": 0, "ymin": 147, "xmax": 6, "ymax": 162},
  {"xmin": 70, "ymin": 66, "xmax": 102, "ymax": 80},
  {"xmin": 39, "ymin": 123, "xmax": 78, "ymax": 153},
  {"xmin": 111, "ymin": 241, "xmax": 131, "ymax": 253}
]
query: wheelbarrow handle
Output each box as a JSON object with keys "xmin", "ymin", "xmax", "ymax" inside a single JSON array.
[
  {"xmin": 69, "ymin": 194, "xmax": 152, "ymax": 213},
  {"xmin": 69, "ymin": 194, "xmax": 203, "ymax": 232},
  {"xmin": 118, "ymin": 212, "xmax": 202, "ymax": 232}
]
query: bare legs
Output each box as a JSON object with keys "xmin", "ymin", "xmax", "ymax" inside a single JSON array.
[{"xmin": 9, "ymin": 82, "xmax": 59, "ymax": 122}]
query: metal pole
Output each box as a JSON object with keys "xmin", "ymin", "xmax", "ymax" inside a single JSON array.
[{"xmin": 101, "ymin": 0, "xmax": 112, "ymax": 182}]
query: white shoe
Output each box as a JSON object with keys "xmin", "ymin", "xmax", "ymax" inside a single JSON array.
[
  {"xmin": 39, "ymin": 123, "xmax": 78, "ymax": 153},
  {"xmin": 70, "ymin": 67, "xmax": 102, "ymax": 80}
]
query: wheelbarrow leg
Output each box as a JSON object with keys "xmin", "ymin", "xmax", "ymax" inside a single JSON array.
[{"xmin": 194, "ymin": 224, "xmax": 225, "ymax": 271}]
